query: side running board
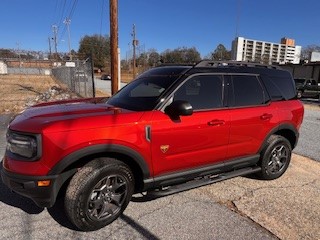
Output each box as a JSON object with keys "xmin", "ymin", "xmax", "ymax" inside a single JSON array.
[{"xmin": 141, "ymin": 166, "xmax": 261, "ymax": 200}]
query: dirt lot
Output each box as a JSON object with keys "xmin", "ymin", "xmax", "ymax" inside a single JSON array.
[
  {"xmin": 0, "ymin": 74, "xmax": 111, "ymax": 114},
  {"xmin": 0, "ymin": 74, "xmax": 83, "ymax": 114}
]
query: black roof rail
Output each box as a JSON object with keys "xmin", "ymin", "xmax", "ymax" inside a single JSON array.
[
  {"xmin": 195, "ymin": 60, "xmax": 281, "ymax": 69},
  {"xmin": 156, "ymin": 63, "xmax": 195, "ymax": 67}
]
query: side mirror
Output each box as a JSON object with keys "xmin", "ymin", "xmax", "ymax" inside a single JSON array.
[{"xmin": 165, "ymin": 100, "xmax": 193, "ymax": 118}]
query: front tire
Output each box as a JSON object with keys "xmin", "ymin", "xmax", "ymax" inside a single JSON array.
[
  {"xmin": 258, "ymin": 135, "xmax": 292, "ymax": 180},
  {"xmin": 64, "ymin": 158, "xmax": 134, "ymax": 231}
]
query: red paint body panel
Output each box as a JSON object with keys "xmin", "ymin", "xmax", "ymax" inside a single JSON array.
[
  {"xmin": 150, "ymin": 110, "xmax": 230, "ymax": 176},
  {"xmin": 227, "ymin": 103, "xmax": 279, "ymax": 159}
]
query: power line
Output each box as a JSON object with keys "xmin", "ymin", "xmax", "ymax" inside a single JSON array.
[
  {"xmin": 58, "ymin": 0, "xmax": 79, "ymax": 45},
  {"xmin": 100, "ymin": 0, "xmax": 106, "ymax": 37},
  {"xmin": 53, "ymin": 0, "xmax": 59, "ymax": 23},
  {"xmin": 57, "ymin": 0, "xmax": 67, "ymax": 30},
  {"xmin": 50, "ymin": 0, "xmax": 78, "ymax": 49}
]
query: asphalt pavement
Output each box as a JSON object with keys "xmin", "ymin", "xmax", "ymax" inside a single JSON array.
[
  {"xmin": 294, "ymin": 104, "xmax": 320, "ymax": 161},
  {"xmin": 0, "ymin": 115, "xmax": 11, "ymax": 157},
  {"xmin": 94, "ymin": 78, "xmax": 127, "ymax": 94}
]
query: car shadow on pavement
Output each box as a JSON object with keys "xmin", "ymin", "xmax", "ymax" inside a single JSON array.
[
  {"xmin": 47, "ymin": 194, "xmax": 79, "ymax": 231},
  {"xmin": 0, "ymin": 164, "xmax": 44, "ymax": 214},
  {"xmin": 120, "ymin": 214, "xmax": 160, "ymax": 240}
]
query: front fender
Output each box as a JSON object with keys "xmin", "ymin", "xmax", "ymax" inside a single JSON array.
[{"xmin": 48, "ymin": 144, "xmax": 151, "ymax": 179}]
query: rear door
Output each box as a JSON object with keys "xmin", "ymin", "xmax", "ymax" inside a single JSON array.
[{"xmin": 226, "ymin": 74, "xmax": 279, "ymax": 160}]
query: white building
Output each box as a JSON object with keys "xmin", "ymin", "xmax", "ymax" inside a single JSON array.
[
  {"xmin": 231, "ymin": 37, "xmax": 301, "ymax": 64},
  {"xmin": 0, "ymin": 61, "xmax": 8, "ymax": 74}
]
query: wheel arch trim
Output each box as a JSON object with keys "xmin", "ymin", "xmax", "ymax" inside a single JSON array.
[
  {"xmin": 48, "ymin": 144, "xmax": 151, "ymax": 179},
  {"xmin": 259, "ymin": 123, "xmax": 299, "ymax": 153}
]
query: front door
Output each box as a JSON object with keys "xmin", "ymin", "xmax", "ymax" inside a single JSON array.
[{"xmin": 150, "ymin": 74, "xmax": 230, "ymax": 177}]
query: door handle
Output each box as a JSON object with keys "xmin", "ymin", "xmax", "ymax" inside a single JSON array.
[
  {"xmin": 207, "ymin": 120, "xmax": 225, "ymax": 126},
  {"xmin": 260, "ymin": 113, "xmax": 273, "ymax": 120}
]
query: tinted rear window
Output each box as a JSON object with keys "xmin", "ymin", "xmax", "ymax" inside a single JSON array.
[{"xmin": 261, "ymin": 72, "xmax": 296, "ymax": 100}]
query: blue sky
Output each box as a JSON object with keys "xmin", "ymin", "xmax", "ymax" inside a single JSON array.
[{"xmin": 1, "ymin": 0, "xmax": 320, "ymax": 59}]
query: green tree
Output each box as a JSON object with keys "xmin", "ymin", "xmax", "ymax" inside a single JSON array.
[
  {"xmin": 78, "ymin": 34, "xmax": 110, "ymax": 69},
  {"xmin": 147, "ymin": 49, "xmax": 160, "ymax": 66},
  {"xmin": 137, "ymin": 52, "xmax": 148, "ymax": 67},
  {"xmin": 161, "ymin": 47, "xmax": 201, "ymax": 63},
  {"xmin": 161, "ymin": 49, "xmax": 182, "ymax": 63},
  {"xmin": 184, "ymin": 47, "xmax": 201, "ymax": 63},
  {"xmin": 209, "ymin": 44, "xmax": 231, "ymax": 61}
]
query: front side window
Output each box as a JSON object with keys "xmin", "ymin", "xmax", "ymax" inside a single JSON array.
[
  {"xmin": 173, "ymin": 75, "xmax": 223, "ymax": 110},
  {"xmin": 107, "ymin": 67, "xmax": 190, "ymax": 111},
  {"xmin": 107, "ymin": 77, "xmax": 173, "ymax": 111},
  {"xmin": 230, "ymin": 75, "xmax": 267, "ymax": 107}
]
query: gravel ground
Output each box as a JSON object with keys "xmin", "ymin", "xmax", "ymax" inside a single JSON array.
[{"xmin": 294, "ymin": 103, "xmax": 320, "ymax": 161}]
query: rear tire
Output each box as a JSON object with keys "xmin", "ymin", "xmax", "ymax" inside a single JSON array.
[
  {"xmin": 64, "ymin": 158, "xmax": 134, "ymax": 231},
  {"xmin": 258, "ymin": 135, "xmax": 292, "ymax": 180}
]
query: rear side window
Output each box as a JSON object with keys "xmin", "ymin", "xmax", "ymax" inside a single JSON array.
[
  {"xmin": 229, "ymin": 75, "xmax": 268, "ymax": 107},
  {"xmin": 261, "ymin": 71, "xmax": 296, "ymax": 100}
]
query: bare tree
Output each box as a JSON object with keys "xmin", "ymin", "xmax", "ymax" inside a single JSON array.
[{"xmin": 301, "ymin": 45, "xmax": 320, "ymax": 61}]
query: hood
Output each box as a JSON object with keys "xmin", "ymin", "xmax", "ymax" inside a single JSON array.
[{"xmin": 9, "ymin": 98, "xmax": 145, "ymax": 133}]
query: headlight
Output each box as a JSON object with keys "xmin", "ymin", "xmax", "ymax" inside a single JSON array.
[{"xmin": 6, "ymin": 131, "xmax": 41, "ymax": 160}]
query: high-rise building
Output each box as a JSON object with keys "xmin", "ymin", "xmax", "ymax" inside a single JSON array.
[{"xmin": 231, "ymin": 37, "xmax": 301, "ymax": 64}]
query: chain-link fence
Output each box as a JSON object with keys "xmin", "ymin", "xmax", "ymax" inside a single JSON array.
[
  {"xmin": 52, "ymin": 58, "xmax": 95, "ymax": 98},
  {"xmin": 1, "ymin": 57, "xmax": 95, "ymax": 98}
]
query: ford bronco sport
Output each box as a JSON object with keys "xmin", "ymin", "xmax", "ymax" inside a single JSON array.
[{"xmin": 1, "ymin": 61, "xmax": 304, "ymax": 231}]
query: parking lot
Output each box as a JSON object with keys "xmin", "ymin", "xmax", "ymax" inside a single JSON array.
[{"xmin": 0, "ymin": 104, "xmax": 319, "ymax": 239}]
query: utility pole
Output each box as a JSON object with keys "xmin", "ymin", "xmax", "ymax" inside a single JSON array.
[
  {"xmin": 110, "ymin": 0, "xmax": 119, "ymax": 95},
  {"xmin": 132, "ymin": 24, "xmax": 138, "ymax": 78},
  {"xmin": 48, "ymin": 37, "xmax": 52, "ymax": 59},
  {"xmin": 52, "ymin": 25, "xmax": 58, "ymax": 57},
  {"xmin": 64, "ymin": 18, "xmax": 72, "ymax": 60},
  {"xmin": 16, "ymin": 42, "xmax": 21, "ymax": 68}
]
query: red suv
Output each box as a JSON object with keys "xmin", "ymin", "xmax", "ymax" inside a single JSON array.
[{"xmin": 2, "ymin": 61, "xmax": 304, "ymax": 231}]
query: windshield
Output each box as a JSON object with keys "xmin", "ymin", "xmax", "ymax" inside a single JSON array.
[{"xmin": 107, "ymin": 67, "xmax": 190, "ymax": 111}]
